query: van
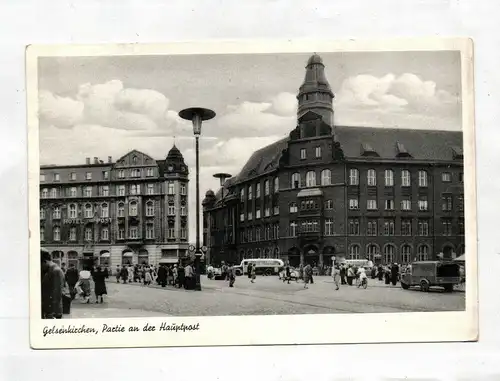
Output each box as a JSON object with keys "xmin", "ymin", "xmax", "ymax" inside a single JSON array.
[
  {"xmin": 234, "ymin": 258, "xmax": 284, "ymax": 276},
  {"xmin": 400, "ymin": 261, "xmax": 461, "ymax": 292}
]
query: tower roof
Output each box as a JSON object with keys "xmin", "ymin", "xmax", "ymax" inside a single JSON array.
[
  {"xmin": 299, "ymin": 53, "xmax": 333, "ymax": 95},
  {"xmin": 166, "ymin": 144, "xmax": 184, "ymax": 163},
  {"xmin": 307, "ymin": 53, "xmax": 324, "ymax": 66}
]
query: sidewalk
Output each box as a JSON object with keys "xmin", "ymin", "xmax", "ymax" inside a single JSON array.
[{"xmin": 68, "ymin": 303, "xmax": 169, "ymax": 319}]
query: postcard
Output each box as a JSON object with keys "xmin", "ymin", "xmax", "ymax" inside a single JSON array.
[{"xmin": 27, "ymin": 38, "xmax": 477, "ymax": 349}]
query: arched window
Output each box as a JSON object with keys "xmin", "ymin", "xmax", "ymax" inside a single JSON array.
[
  {"xmin": 349, "ymin": 244, "xmax": 360, "ymax": 260},
  {"xmin": 401, "ymin": 170, "xmax": 411, "ymax": 187},
  {"xmin": 68, "ymin": 204, "xmax": 77, "ymax": 218},
  {"xmin": 256, "ymin": 183, "xmax": 261, "ymax": 198},
  {"xmin": 247, "ymin": 185, "xmax": 253, "ymax": 200},
  {"xmin": 50, "ymin": 188, "xmax": 57, "ymax": 198},
  {"xmin": 306, "ymin": 171, "xmax": 316, "ymax": 187},
  {"xmin": 101, "ymin": 203, "xmax": 109, "ymax": 218},
  {"xmin": 401, "ymin": 244, "xmax": 412, "ymax": 264},
  {"xmin": 291, "ymin": 173, "xmax": 300, "ymax": 189},
  {"xmin": 417, "ymin": 245, "xmax": 429, "ymax": 261},
  {"xmin": 41, "ymin": 188, "xmax": 48, "ymax": 199},
  {"xmin": 247, "ymin": 249, "xmax": 253, "ymax": 259},
  {"xmin": 53, "ymin": 227, "xmax": 61, "ymax": 241},
  {"xmin": 146, "ymin": 201, "xmax": 154, "ymax": 216},
  {"xmin": 264, "ymin": 180, "xmax": 270, "ymax": 195},
  {"xmin": 117, "ymin": 202, "xmax": 125, "ymax": 217},
  {"xmin": 52, "ymin": 206, "xmax": 61, "ymax": 219},
  {"xmin": 367, "ymin": 244, "xmax": 378, "ymax": 260},
  {"xmin": 384, "ymin": 244, "xmax": 395, "ymax": 264},
  {"xmin": 321, "ymin": 169, "xmax": 332, "ymax": 186},
  {"xmin": 349, "ymin": 169, "xmax": 359, "ymax": 186},
  {"xmin": 84, "ymin": 203, "xmax": 93, "ymax": 218},
  {"xmin": 367, "ymin": 169, "xmax": 377, "ymax": 186},
  {"xmin": 274, "ymin": 177, "xmax": 279, "ymax": 193},
  {"xmin": 129, "ymin": 201, "xmax": 138, "ymax": 216},
  {"xmin": 385, "ymin": 169, "xmax": 394, "ymax": 186},
  {"xmin": 418, "ymin": 170, "xmax": 428, "ymax": 187},
  {"xmin": 264, "ymin": 248, "xmax": 270, "ymax": 258}
]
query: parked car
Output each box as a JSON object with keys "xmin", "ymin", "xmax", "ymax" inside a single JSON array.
[{"xmin": 400, "ymin": 261, "xmax": 461, "ymax": 292}]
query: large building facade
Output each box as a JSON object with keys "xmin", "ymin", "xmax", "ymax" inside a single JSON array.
[
  {"xmin": 39, "ymin": 146, "xmax": 190, "ymax": 269},
  {"xmin": 203, "ymin": 54, "xmax": 465, "ymax": 267}
]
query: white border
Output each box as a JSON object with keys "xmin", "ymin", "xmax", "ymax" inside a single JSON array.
[{"xmin": 27, "ymin": 38, "xmax": 477, "ymax": 349}]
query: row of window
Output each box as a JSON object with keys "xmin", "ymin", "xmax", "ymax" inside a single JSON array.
[
  {"xmin": 40, "ymin": 225, "xmax": 188, "ymax": 242},
  {"xmin": 40, "ymin": 183, "xmax": 187, "ymax": 199},
  {"xmin": 240, "ymin": 206, "xmax": 280, "ymax": 221},
  {"xmin": 347, "ymin": 243, "xmax": 431, "ymax": 263},
  {"xmin": 241, "ymin": 177, "xmax": 279, "ymax": 201},
  {"xmin": 40, "ymin": 167, "xmax": 158, "ymax": 183},
  {"xmin": 40, "ymin": 201, "xmax": 187, "ymax": 219},
  {"xmin": 347, "ymin": 218, "xmax": 464, "ymax": 236},
  {"xmin": 299, "ymin": 146, "xmax": 323, "ymax": 160},
  {"xmin": 348, "ymin": 169, "xmax": 463, "ymax": 187},
  {"xmin": 239, "ymin": 223, "xmax": 280, "ymax": 243}
]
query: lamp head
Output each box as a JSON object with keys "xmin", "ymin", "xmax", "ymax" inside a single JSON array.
[{"xmin": 178, "ymin": 107, "xmax": 216, "ymax": 137}]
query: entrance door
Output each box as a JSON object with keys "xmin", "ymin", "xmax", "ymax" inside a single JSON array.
[{"xmin": 82, "ymin": 254, "xmax": 95, "ymax": 270}]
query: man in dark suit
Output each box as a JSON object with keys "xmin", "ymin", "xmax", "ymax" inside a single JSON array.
[{"xmin": 41, "ymin": 249, "xmax": 65, "ymax": 319}]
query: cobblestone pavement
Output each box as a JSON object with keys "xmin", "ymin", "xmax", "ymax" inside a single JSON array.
[{"xmin": 68, "ymin": 275, "xmax": 465, "ymax": 318}]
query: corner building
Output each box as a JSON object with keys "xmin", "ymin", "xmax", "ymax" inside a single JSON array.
[
  {"xmin": 203, "ymin": 54, "xmax": 465, "ymax": 267},
  {"xmin": 39, "ymin": 146, "xmax": 190, "ymax": 269}
]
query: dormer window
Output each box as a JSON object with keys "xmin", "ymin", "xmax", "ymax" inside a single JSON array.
[
  {"xmin": 396, "ymin": 142, "xmax": 412, "ymax": 158},
  {"xmin": 451, "ymin": 146, "xmax": 464, "ymax": 160},
  {"xmin": 361, "ymin": 143, "xmax": 379, "ymax": 157}
]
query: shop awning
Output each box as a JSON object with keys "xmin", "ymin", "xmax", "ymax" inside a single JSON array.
[
  {"xmin": 159, "ymin": 258, "xmax": 178, "ymax": 264},
  {"xmin": 122, "ymin": 252, "xmax": 134, "ymax": 258},
  {"xmin": 100, "ymin": 252, "xmax": 110, "ymax": 258}
]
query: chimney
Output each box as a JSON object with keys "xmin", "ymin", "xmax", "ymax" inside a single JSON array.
[
  {"xmin": 108, "ymin": 156, "xmax": 112, "ymax": 163},
  {"xmin": 94, "ymin": 157, "xmax": 99, "ymax": 164},
  {"xmin": 85, "ymin": 157, "xmax": 90, "ymax": 165}
]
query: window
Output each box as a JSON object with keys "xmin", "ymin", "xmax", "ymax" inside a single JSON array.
[
  {"xmin": 289, "ymin": 221, "xmax": 297, "ymax": 237},
  {"xmin": 367, "ymin": 220, "xmax": 377, "ymax": 236},
  {"xmin": 247, "ymin": 212, "xmax": 253, "ymax": 220},
  {"xmin": 53, "ymin": 227, "xmax": 61, "ymax": 241},
  {"xmin": 458, "ymin": 218, "xmax": 465, "ymax": 235},
  {"xmin": 384, "ymin": 245, "xmax": 395, "ymax": 264},
  {"xmin": 385, "ymin": 170, "xmax": 394, "ymax": 186},
  {"xmin": 321, "ymin": 169, "xmax": 331, "ymax": 186},
  {"xmin": 181, "ymin": 228, "xmax": 188, "ymax": 240},
  {"xmin": 401, "ymin": 219, "xmax": 412, "ymax": 236},
  {"xmin": 67, "ymin": 187, "xmax": 76, "ymax": 197},
  {"xmin": 274, "ymin": 177, "xmax": 279, "ymax": 193},
  {"xmin": 349, "ymin": 198, "xmax": 359, "ymax": 210},
  {"xmin": 129, "ymin": 201, "xmax": 138, "ymax": 216},
  {"xmin": 385, "ymin": 199, "xmax": 395, "ymax": 210},
  {"xmin": 146, "ymin": 168, "xmax": 154, "ymax": 177},
  {"xmin": 130, "ymin": 184, "xmax": 138, "ymax": 195},
  {"xmin": 418, "ymin": 220, "xmax": 429, "ymax": 236},
  {"xmin": 50, "ymin": 188, "xmax": 57, "ymax": 198},
  {"xmin": 265, "ymin": 207, "xmax": 270, "ymax": 217},
  {"xmin": 301, "ymin": 220, "xmax": 319, "ymax": 233},
  {"xmin": 147, "ymin": 184, "xmax": 155, "ymax": 195},
  {"xmin": 168, "ymin": 206, "xmax": 176, "ymax": 215},
  {"xmin": 349, "ymin": 169, "xmax": 359, "ymax": 186},
  {"xmin": 129, "ymin": 227, "xmax": 138, "ymax": 239},
  {"xmin": 101, "ymin": 227, "xmax": 109, "ymax": 241},
  {"xmin": 306, "ymin": 171, "xmax": 316, "ymax": 187},
  {"xmin": 442, "ymin": 219, "xmax": 452, "ymax": 236},
  {"xmin": 256, "ymin": 209, "xmax": 261, "ymax": 219},
  {"xmin": 348, "ymin": 245, "xmax": 360, "ymax": 260},
  {"xmin": 118, "ymin": 228, "xmax": 125, "ymax": 240},
  {"xmin": 367, "ymin": 244, "xmax": 379, "ymax": 259},
  {"xmin": 41, "ymin": 189, "xmax": 48, "ymax": 199},
  {"xmin": 383, "ymin": 220, "xmax": 395, "ymax": 236},
  {"xmin": 401, "ymin": 170, "xmax": 411, "ymax": 187},
  {"xmin": 325, "ymin": 199, "xmax": 334, "ymax": 209},
  {"xmin": 417, "ymin": 245, "xmax": 429, "ymax": 261},
  {"xmin": 442, "ymin": 194, "xmax": 453, "ymax": 211},
  {"xmin": 117, "ymin": 203, "xmax": 125, "ymax": 217},
  {"xmin": 324, "ymin": 218, "xmax": 334, "ymax": 236},
  {"xmin": 348, "ymin": 219, "xmax": 360, "ymax": 235},
  {"xmin": 102, "ymin": 171, "xmax": 109, "ymax": 180},
  {"xmin": 101, "ymin": 186, "xmax": 109, "ymax": 196},
  {"xmin": 180, "ymin": 184, "xmax": 186, "ymax": 195},
  {"xmin": 70, "ymin": 172, "xmax": 76, "ymax": 181},
  {"xmin": 68, "ymin": 204, "xmax": 77, "ymax": 218},
  {"xmin": 167, "ymin": 228, "xmax": 176, "ymax": 239},
  {"xmin": 167, "ymin": 182, "xmax": 175, "ymax": 195},
  {"xmin": 86, "ymin": 172, "xmax": 92, "ymax": 180},
  {"xmin": 118, "ymin": 170, "xmax": 125, "ymax": 179},
  {"xmin": 117, "ymin": 185, "xmax": 125, "ymax": 196},
  {"xmin": 84, "ymin": 204, "xmax": 93, "ymax": 218},
  {"xmin": 240, "ymin": 188, "xmax": 245, "ymax": 201},
  {"xmin": 442, "ymin": 172, "xmax": 451, "ymax": 182},
  {"xmin": 40, "ymin": 227, "xmax": 45, "ymax": 241},
  {"xmin": 240, "ymin": 213, "xmax": 244, "ymax": 222},
  {"xmin": 401, "ymin": 199, "xmax": 412, "ymax": 211},
  {"xmin": 40, "ymin": 174, "xmax": 46, "ymax": 182},
  {"xmin": 248, "ymin": 185, "xmax": 253, "ymax": 200},
  {"xmin": 84, "ymin": 186, "xmax": 92, "ymax": 197},
  {"xmin": 418, "ymin": 197, "xmax": 428, "ymax": 211},
  {"xmin": 52, "ymin": 206, "xmax": 61, "ymax": 219},
  {"xmin": 69, "ymin": 227, "xmax": 76, "ymax": 241},
  {"xmin": 457, "ymin": 194, "xmax": 464, "ymax": 211},
  {"xmin": 264, "ymin": 180, "xmax": 270, "ymax": 195},
  {"xmin": 367, "ymin": 199, "xmax": 377, "ymax": 210},
  {"xmin": 289, "ymin": 202, "xmax": 298, "ymax": 213},
  {"xmin": 131, "ymin": 169, "xmax": 141, "ymax": 178},
  {"xmin": 291, "ymin": 173, "xmax": 300, "ymax": 189},
  {"xmin": 180, "ymin": 206, "xmax": 187, "ymax": 216},
  {"xmin": 256, "ymin": 183, "xmax": 261, "ymax": 198},
  {"xmin": 146, "ymin": 224, "xmax": 155, "ymax": 239},
  {"xmin": 40, "ymin": 208, "xmax": 46, "ymax": 219},
  {"xmin": 54, "ymin": 173, "xmax": 60, "ymax": 182},
  {"xmin": 367, "ymin": 169, "xmax": 376, "ymax": 186},
  {"xmin": 273, "ymin": 205, "xmax": 280, "ymax": 215},
  {"xmin": 418, "ymin": 170, "xmax": 428, "ymax": 187},
  {"xmin": 300, "ymin": 148, "xmax": 306, "ymax": 160},
  {"xmin": 100, "ymin": 203, "xmax": 109, "ymax": 218},
  {"xmin": 315, "ymin": 146, "xmax": 322, "ymax": 158},
  {"xmin": 401, "ymin": 245, "xmax": 412, "ymax": 263}
]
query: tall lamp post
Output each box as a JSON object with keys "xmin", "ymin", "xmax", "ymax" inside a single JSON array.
[
  {"xmin": 213, "ymin": 173, "xmax": 232, "ymax": 264},
  {"xmin": 179, "ymin": 107, "xmax": 216, "ymax": 291}
]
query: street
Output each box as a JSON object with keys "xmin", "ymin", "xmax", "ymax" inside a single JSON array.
[{"xmin": 68, "ymin": 275, "xmax": 465, "ymax": 318}]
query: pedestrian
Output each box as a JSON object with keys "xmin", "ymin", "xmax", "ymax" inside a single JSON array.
[
  {"xmin": 41, "ymin": 249, "xmax": 66, "ymax": 319},
  {"xmin": 298, "ymin": 264, "xmax": 304, "ymax": 281},
  {"xmin": 332, "ymin": 264, "xmax": 341, "ymax": 290},
  {"xmin": 284, "ymin": 263, "xmax": 291, "ymax": 284},
  {"xmin": 173, "ymin": 265, "xmax": 179, "ymax": 287},
  {"xmin": 92, "ymin": 266, "xmax": 108, "ymax": 303},
  {"xmin": 115, "ymin": 265, "xmax": 121, "ymax": 282},
  {"xmin": 157, "ymin": 264, "xmax": 167, "ymax": 287},
  {"xmin": 177, "ymin": 264, "xmax": 185, "ymax": 289},
  {"xmin": 391, "ymin": 263, "xmax": 399, "ymax": 286},
  {"xmin": 228, "ymin": 263, "xmax": 236, "ymax": 287},
  {"xmin": 207, "ymin": 263, "xmax": 214, "ymax": 280},
  {"xmin": 303, "ymin": 263, "xmax": 313, "ymax": 289},
  {"xmin": 60, "ymin": 262, "xmax": 67, "ymax": 275},
  {"xmin": 65, "ymin": 263, "xmax": 79, "ymax": 300},
  {"xmin": 127, "ymin": 265, "xmax": 134, "ymax": 283},
  {"xmin": 250, "ymin": 263, "xmax": 256, "ymax": 283},
  {"xmin": 247, "ymin": 263, "xmax": 253, "ymax": 280},
  {"xmin": 377, "ymin": 264, "xmax": 384, "ymax": 281},
  {"xmin": 347, "ymin": 265, "xmax": 354, "ymax": 286},
  {"xmin": 184, "ymin": 262, "xmax": 194, "ymax": 289},
  {"xmin": 76, "ymin": 267, "xmax": 92, "ymax": 304},
  {"xmin": 120, "ymin": 265, "xmax": 128, "ymax": 284},
  {"xmin": 144, "ymin": 268, "xmax": 153, "ymax": 286},
  {"xmin": 384, "ymin": 266, "xmax": 391, "ymax": 285}
]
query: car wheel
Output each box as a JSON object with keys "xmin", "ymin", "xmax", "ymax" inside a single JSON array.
[
  {"xmin": 235, "ymin": 269, "xmax": 242, "ymax": 276},
  {"xmin": 420, "ymin": 280, "xmax": 430, "ymax": 292},
  {"xmin": 443, "ymin": 284, "xmax": 453, "ymax": 293},
  {"xmin": 265, "ymin": 269, "xmax": 272, "ymax": 276},
  {"xmin": 401, "ymin": 282, "xmax": 410, "ymax": 290}
]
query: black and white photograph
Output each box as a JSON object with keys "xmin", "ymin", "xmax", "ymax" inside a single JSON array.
[{"xmin": 27, "ymin": 39, "xmax": 477, "ymax": 348}]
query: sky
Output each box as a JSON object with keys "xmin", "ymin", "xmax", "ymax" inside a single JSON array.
[{"xmin": 37, "ymin": 50, "xmax": 463, "ymax": 242}]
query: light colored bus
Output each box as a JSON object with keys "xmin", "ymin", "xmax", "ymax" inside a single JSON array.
[{"xmin": 234, "ymin": 258, "xmax": 284, "ymax": 276}]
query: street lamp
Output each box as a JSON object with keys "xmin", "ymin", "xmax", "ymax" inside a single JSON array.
[
  {"xmin": 179, "ymin": 107, "xmax": 216, "ymax": 291},
  {"xmin": 213, "ymin": 173, "xmax": 232, "ymax": 264}
]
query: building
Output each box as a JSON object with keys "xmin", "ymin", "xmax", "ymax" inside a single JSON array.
[
  {"xmin": 39, "ymin": 146, "xmax": 190, "ymax": 269},
  {"xmin": 203, "ymin": 54, "xmax": 465, "ymax": 267}
]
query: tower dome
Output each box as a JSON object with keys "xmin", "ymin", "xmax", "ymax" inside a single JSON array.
[{"xmin": 164, "ymin": 144, "xmax": 188, "ymax": 176}]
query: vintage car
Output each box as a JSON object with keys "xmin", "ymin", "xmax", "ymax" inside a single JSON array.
[{"xmin": 400, "ymin": 261, "xmax": 461, "ymax": 292}]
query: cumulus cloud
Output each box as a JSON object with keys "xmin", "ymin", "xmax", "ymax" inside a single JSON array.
[{"xmin": 39, "ymin": 90, "xmax": 84, "ymax": 128}]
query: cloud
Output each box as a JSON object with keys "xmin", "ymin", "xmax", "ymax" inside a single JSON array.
[{"xmin": 38, "ymin": 90, "xmax": 84, "ymax": 129}]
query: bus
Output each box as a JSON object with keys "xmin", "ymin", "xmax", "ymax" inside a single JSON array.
[{"xmin": 234, "ymin": 258, "xmax": 284, "ymax": 276}]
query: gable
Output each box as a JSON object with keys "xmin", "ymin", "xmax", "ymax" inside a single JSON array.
[{"xmin": 113, "ymin": 150, "xmax": 158, "ymax": 168}]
